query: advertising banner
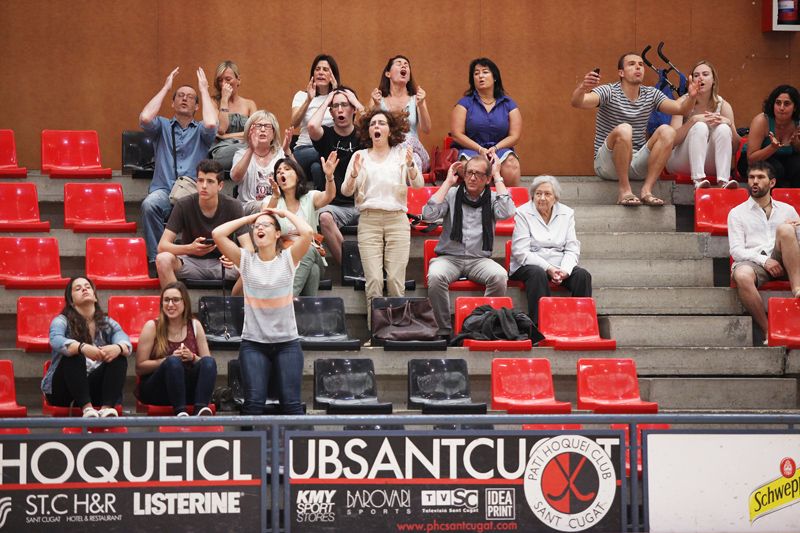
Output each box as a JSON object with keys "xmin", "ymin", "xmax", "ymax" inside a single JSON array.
[
  {"xmin": 287, "ymin": 431, "xmax": 624, "ymax": 533},
  {"xmin": 0, "ymin": 432, "xmax": 265, "ymax": 532},
  {"xmin": 646, "ymin": 432, "xmax": 800, "ymax": 532}
]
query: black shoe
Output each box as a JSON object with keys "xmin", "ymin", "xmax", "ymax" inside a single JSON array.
[{"xmin": 148, "ymin": 262, "xmax": 157, "ymax": 278}]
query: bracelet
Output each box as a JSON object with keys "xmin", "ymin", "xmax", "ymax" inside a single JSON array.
[
  {"xmin": 219, "ymin": 108, "xmax": 229, "ymax": 112},
  {"xmin": 350, "ymin": 173, "xmax": 358, "ymax": 180},
  {"xmin": 78, "ymin": 342, "xmax": 85, "ymax": 355},
  {"xmin": 117, "ymin": 343, "xmax": 125, "ymax": 356},
  {"xmin": 326, "ymin": 177, "xmax": 335, "ymax": 182}
]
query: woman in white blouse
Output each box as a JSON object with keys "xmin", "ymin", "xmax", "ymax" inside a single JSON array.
[
  {"xmin": 342, "ymin": 109, "xmax": 423, "ymax": 323},
  {"xmin": 509, "ymin": 175, "xmax": 592, "ymax": 325}
]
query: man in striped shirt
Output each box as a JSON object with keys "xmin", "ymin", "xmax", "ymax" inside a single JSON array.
[{"xmin": 571, "ymin": 53, "xmax": 699, "ymax": 206}]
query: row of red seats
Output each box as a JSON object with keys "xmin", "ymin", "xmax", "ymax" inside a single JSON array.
[
  {"xmin": 694, "ymin": 188, "xmax": 800, "ymax": 236},
  {"xmin": 0, "ymin": 182, "xmax": 135, "ymax": 232},
  {"xmin": 0, "ymin": 129, "xmax": 111, "ymax": 178}
]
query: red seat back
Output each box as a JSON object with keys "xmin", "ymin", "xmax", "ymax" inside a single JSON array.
[
  {"xmin": 491, "ymin": 358, "xmax": 558, "ymax": 404},
  {"xmin": 423, "ymin": 240, "xmax": 438, "ymax": 285},
  {"xmin": 0, "ymin": 183, "xmax": 46, "ymax": 227},
  {"xmin": 768, "ymin": 298, "xmax": 800, "ymax": 349},
  {"xmin": 610, "ymin": 423, "xmax": 671, "ymax": 477},
  {"xmin": 694, "ymin": 188, "xmax": 748, "ymax": 236},
  {"xmin": 86, "ymin": 237, "xmax": 150, "ymax": 280},
  {"xmin": 407, "ymin": 187, "xmax": 437, "ymax": 215},
  {"xmin": 107, "ymin": 295, "xmax": 160, "ymax": 346},
  {"xmin": 454, "ymin": 296, "xmax": 513, "ymax": 334},
  {"xmin": 64, "ymin": 182, "xmax": 129, "ymax": 226},
  {"xmin": 539, "ymin": 297, "xmax": 602, "ymax": 339},
  {"xmin": 0, "ymin": 130, "xmax": 20, "ymax": 168},
  {"xmin": 41, "ymin": 129, "xmax": 104, "ymax": 170},
  {"xmin": 772, "ymin": 189, "xmax": 800, "ymax": 213},
  {"xmin": 577, "ymin": 358, "xmax": 646, "ymax": 408},
  {"xmin": 0, "ymin": 360, "xmax": 27, "ymax": 416},
  {"xmin": 17, "ymin": 296, "xmax": 64, "ymax": 352},
  {"xmin": 0, "ymin": 237, "xmax": 63, "ymax": 282}
]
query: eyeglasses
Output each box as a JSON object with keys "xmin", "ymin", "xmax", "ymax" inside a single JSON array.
[
  {"xmin": 254, "ymin": 222, "xmax": 276, "ymax": 230},
  {"xmin": 369, "ymin": 119, "xmax": 388, "ymax": 127},
  {"xmin": 175, "ymin": 92, "xmax": 195, "ymax": 101},
  {"xmin": 252, "ymin": 123, "xmax": 273, "ymax": 131},
  {"xmin": 465, "ymin": 170, "xmax": 487, "ymax": 179},
  {"xmin": 330, "ymin": 102, "xmax": 351, "ymax": 110},
  {"xmin": 163, "ymin": 297, "xmax": 183, "ymax": 304}
]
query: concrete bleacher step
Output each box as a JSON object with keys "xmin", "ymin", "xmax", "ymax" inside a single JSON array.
[
  {"xmin": 642, "ymin": 378, "xmax": 797, "ymax": 409},
  {"xmin": 600, "ymin": 315, "xmax": 753, "ymax": 347},
  {"xmin": 553, "ymin": 176, "xmax": 674, "ymax": 205},
  {"xmin": 23, "ymin": 171, "xmax": 150, "ymax": 202}
]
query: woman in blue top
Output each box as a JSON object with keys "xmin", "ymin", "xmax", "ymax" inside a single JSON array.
[
  {"xmin": 451, "ymin": 57, "xmax": 522, "ymax": 187},
  {"xmin": 737, "ymin": 84, "xmax": 800, "ymax": 187},
  {"xmin": 41, "ymin": 277, "xmax": 131, "ymax": 418}
]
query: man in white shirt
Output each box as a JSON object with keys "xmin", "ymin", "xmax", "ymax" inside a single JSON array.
[{"xmin": 729, "ymin": 161, "xmax": 800, "ymax": 335}]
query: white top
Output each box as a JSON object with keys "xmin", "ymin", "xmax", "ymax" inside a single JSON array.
[
  {"xmin": 342, "ymin": 145, "xmax": 423, "ymax": 212},
  {"xmin": 292, "ymin": 91, "xmax": 333, "ymax": 148},
  {"xmin": 510, "ymin": 201, "xmax": 580, "ymax": 275},
  {"xmin": 728, "ymin": 197, "xmax": 799, "ymax": 268},
  {"xmin": 240, "ymin": 248, "xmax": 298, "ymax": 343},
  {"xmin": 231, "ymin": 147, "xmax": 286, "ymax": 204}
]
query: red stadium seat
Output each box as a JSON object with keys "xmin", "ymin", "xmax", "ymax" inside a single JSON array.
[
  {"xmin": 42, "ymin": 361, "xmax": 122, "ymax": 417},
  {"xmin": 0, "ymin": 360, "xmax": 28, "ymax": 417},
  {"xmin": 0, "ymin": 129, "xmax": 27, "ymax": 177},
  {"xmin": 538, "ymin": 297, "xmax": 616, "ymax": 350},
  {"xmin": 0, "ymin": 237, "xmax": 68, "ymax": 289},
  {"xmin": 158, "ymin": 425, "xmax": 225, "ymax": 433},
  {"xmin": 424, "ymin": 240, "xmax": 484, "ymax": 290},
  {"xmin": 454, "ymin": 296, "xmax": 532, "ymax": 351},
  {"xmin": 522, "ymin": 423, "xmax": 583, "ymax": 430},
  {"xmin": 0, "ymin": 427, "xmax": 30, "ymax": 434},
  {"xmin": 107, "ymin": 296, "xmax": 160, "ymax": 349},
  {"xmin": 16, "ymin": 296, "xmax": 63, "ymax": 352},
  {"xmin": 768, "ymin": 298, "xmax": 800, "ymax": 349},
  {"xmin": 491, "ymin": 358, "xmax": 571, "ymax": 413},
  {"xmin": 0, "ymin": 182, "xmax": 50, "ymax": 231},
  {"xmin": 610, "ymin": 423, "xmax": 671, "ymax": 478},
  {"xmin": 729, "ymin": 257, "xmax": 790, "ymax": 291},
  {"xmin": 503, "ymin": 240, "xmax": 564, "ymax": 291},
  {"xmin": 62, "ymin": 426, "xmax": 128, "ymax": 434},
  {"xmin": 407, "ymin": 187, "xmax": 442, "ymax": 235},
  {"xmin": 41, "ymin": 130, "xmax": 111, "ymax": 178},
  {"xmin": 64, "ymin": 183, "xmax": 136, "ymax": 232},
  {"xmin": 772, "ymin": 188, "xmax": 800, "ymax": 213},
  {"xmin": 493, "ymin": 186, "xmax": 528, "ymax": 236},
  {"xmin": 85, "ymin": 238, "xmax": 159, "ymax": 289},
  {"xmin": 576, "ymin": 358, "xmax": 658, "ymax": 413},
  {"xmin": 694, "ymin": 188, "xmax": 748, "ymax": 236}
]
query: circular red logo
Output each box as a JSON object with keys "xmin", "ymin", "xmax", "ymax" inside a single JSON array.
[
  {"xmin": 541, "ymin": 452, "xmax": 599, "ymax": 514},
  {"xmin": 780, "ymin": 457, "xmax": 796, "ymax": 479}
]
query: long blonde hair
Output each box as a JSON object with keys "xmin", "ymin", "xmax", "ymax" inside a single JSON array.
[{"xmin": 691, "ymin": 60, "xmax": 721, "ymax": 110}]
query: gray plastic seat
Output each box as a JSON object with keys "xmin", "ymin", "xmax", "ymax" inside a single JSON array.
[
  {"xmin": 314, "ymin": 358, "xmax": 392, "ymax": 414},
  {"xmin": 407, "ymin": 358, "xmax": 487, "ymax": 414}
]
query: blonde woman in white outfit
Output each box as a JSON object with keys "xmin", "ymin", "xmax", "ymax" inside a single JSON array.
[{"xmin": 666, "ymin": 60, "xmax": 740, "ymax": 189}]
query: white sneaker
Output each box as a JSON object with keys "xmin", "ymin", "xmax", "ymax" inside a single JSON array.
[
  {"xmin": 721, "ymin": 179, "xmax": 739, "ymax": 189},
  {"xmin": 98, "ymin": 407, "xmax": 119, "ymax": 418},
  {"xmin": 176, "ymin": 411, "xmax": 190, "ymax": 417},
  {"xmin": 195, "ymin": 406, "xmax": 213, "ymax": 417},
  {"xmin": 694, "ymin": 179, "xmax": 711, "ymax": 189},
  {"xmin": 82, "ymin": 406, "xmax": 99, "ymax": 418}
]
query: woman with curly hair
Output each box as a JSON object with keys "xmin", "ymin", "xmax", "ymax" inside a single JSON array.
[
  {"xmin": 341, "ymin": 108, "xmax": 424, "ymax": 322},
  {"xmin": 42, "ymin": 277, "xmax": 131, "ymax": 418}
]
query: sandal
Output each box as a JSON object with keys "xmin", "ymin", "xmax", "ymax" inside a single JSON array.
[
  {"xmin": 617, "ymin": 194, "xmax": 641, "ymax": 207},
  {"xmin": 640, "ymin": 193, "xmax": 665, "ymax": 207}
]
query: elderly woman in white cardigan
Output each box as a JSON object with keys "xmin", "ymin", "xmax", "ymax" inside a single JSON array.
[{"xmin": 509, "ymin": 175, "xmax": 592, "ymax": 325}]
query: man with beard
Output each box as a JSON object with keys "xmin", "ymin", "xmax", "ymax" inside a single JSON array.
[
  {"xmin": 140, "ymin": 67, "xmax": 218, "ymax": 271},
  {"xmin": 422, "ymin": 156, "xmax": 515, "ymax": 338},
  {"xmin": 308, "ymin": 87, "xmax": 365, "ymax": 264},
  {"xmin": 729, "ymin": 161, "xmax": 800, "ymax": 338},
  {"xmin": 571, "ymin": 53, "xmax": 699, "ymax": 207}
]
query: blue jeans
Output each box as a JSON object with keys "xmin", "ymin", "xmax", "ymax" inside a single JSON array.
[
  {"xmin": 238, "ymin": 339, "xmax": 303, "ymax": 415},
  {"xmin": 137, "ymin": 355, "xmax": 218, "ymax": 414},
  {"xmin": 292, "ymin": 145, "xmax": 324, "ymax": 191},
  {"xmin": 142, "ymin": 188, "xmax": 173, "ymax": 262}
]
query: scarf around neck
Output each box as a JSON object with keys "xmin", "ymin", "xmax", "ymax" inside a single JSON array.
[{"xmin": 450, "ymin": 184, "xmax": 494, "ymax": 251}]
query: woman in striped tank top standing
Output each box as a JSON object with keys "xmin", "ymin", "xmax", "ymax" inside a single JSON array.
[{"xmin": 212, "ymin": 207, "xmax": 313, "ymax": 415}]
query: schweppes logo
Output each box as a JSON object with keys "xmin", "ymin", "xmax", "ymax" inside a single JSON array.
[{"xmin": 749, "ymin": 457, "xmax": 800, "ymax": 523}]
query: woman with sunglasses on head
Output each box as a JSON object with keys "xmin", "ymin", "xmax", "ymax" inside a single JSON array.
[
  {"xmin": 135, "ymin": 282, "xmax": 217, "ymax": 417},
  {"xmin": 265, "ymin": 156, "xmax": 337, "ymax": 296},
  {"xmin": 212, "ymin": 206, "xmax": 313, "ymax": 415},
  {"xmin": 42, "ymin": 277, "xmax": 131, "ymax": 418},
  {"xmin": 208, "ymin": 60, "xmax": 259, "ymax": 170}
]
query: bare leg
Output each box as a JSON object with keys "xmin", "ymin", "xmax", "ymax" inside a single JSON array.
[
  {"xmin": 775, "ymin": 223, "xmax": 800, "ymax": 296},
  {"xmin": 319, "ymin": 212, "xmax": 343, "ymax": 265},
  {"xmin": 607, "ymin": 123, "xmax": 634, "ymax": 201},
  {"xmin": 500, "ymin": 154, "xmax": 521, "ymax": 187},
  {"xmin": 155, "ymin": 252, "xmax": 181, "ymax": 289},
  {"xmin": 641, "ymin": 125, "xmax": 676, "ymax": 198},
  {"xmin": 733, "ymin": 266, "xmax": 768, "ymax": 333}
]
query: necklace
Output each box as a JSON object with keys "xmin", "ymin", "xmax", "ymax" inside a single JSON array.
[{"xmin": 479, "ymin": 95, "xmax": 496, "ymax": 105}]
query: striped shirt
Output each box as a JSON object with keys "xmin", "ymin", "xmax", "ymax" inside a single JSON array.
[
  {"xmin": 592, "ymin": 82, "xmax": 668, "ymax": 157},
  {"xmin": 240, "ymin": 248, "xmax": 298, "ymax": 343}
]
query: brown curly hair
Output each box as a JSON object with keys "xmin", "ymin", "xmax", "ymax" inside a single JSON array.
[{"xmin": 355, "ymin": 109, "xmax": 409, "ymax": 148}]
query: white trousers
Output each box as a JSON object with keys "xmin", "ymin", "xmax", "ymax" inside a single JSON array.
[{"xmin": 667, "ymin": 122, "xmax": 733, "ymax": 182}]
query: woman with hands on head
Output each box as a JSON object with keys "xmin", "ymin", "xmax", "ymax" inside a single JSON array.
[
  {"xmin": 265, "ymin": 155, "xmax": 337, "ymax": 295},
  {"xmin": 231, "ymin": 110, "xmax": 291, "ymax": 215},
  {"xmin": 135, "ymin": 282, "xmax": 217, "ymax": 417},
  {"xmin": 451, "ymin": 57, "xmax": 522, "ymax": 187},
  {"xmin": 290, "ymin": 54, "xmax": 340, "ymax": 190},
  {"xmin": 738, "ymin": 84, "xmax": 800, "ymax": 187},
  {"xmin": 369, "ymin": 55, "xmax": 431, "ymax": 172},
  {"xmin": 41, "ymin": 277, "xmax": 132, "ymax": 418},
  {"xmin": 341, "ymin": 108, "xmax": 424, "ymax": 323},
  {"xmin": 208, "ymin": 60, "xmax": 259, "ymax": 170},
  {"xmin": 666, "ymin": 60, "xmax": 740, "ymax": 189},
  {"xmin": 212, "ymin": 205, "xmax": 313, "ymax": 415}
]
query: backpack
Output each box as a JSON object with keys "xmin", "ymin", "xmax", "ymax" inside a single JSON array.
[{"xmin": 450, "ymin": 305, "xmax": 544, "ymax": 346}]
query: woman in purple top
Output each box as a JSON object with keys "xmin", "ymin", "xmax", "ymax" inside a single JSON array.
[{"xmin": 451, "ymin": 57, "xmax": 522, "ymax": 186}]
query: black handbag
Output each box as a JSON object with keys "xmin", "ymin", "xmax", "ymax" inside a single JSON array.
[{"xmin": 372, "ymin": 300, "xmax": 439, "ymax": 342}]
